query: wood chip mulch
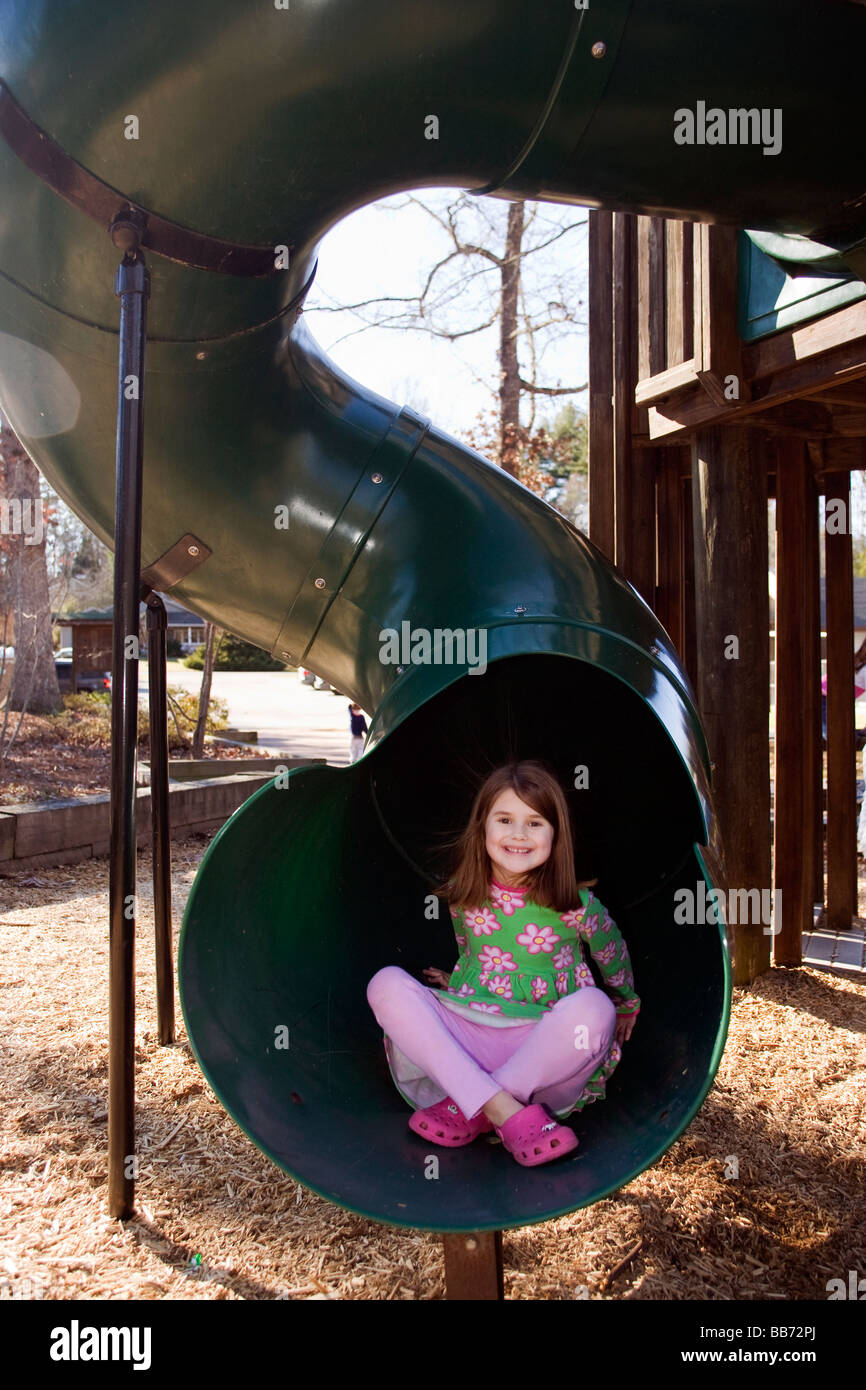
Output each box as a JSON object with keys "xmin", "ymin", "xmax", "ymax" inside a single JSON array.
[
  {"xmin": 0, "ymin": 712, "xmax": 274, "ymax": 806},
  {"xmin": 0, "ymin": 837, "xmax": 864, "ymax": 1301}
]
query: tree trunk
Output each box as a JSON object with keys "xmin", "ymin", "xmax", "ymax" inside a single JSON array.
[
  {"xmin": 2, "ymin": 424, "xmax": 62, "ymax": 715},
  {"xmin": 498, "ymin": 201, "xmax": 525, "ymax": 477},
  {"xmin": 191, "ymin": 622, "xmax": 220, "ymax": 759}
]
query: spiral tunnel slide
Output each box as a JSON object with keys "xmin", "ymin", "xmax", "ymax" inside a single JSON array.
[{"xmin": 1, "ymin": 1, "xmax": 864, "ymax": 1231}]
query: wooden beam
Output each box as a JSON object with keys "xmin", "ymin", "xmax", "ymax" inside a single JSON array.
[
  {"xmin": 443, "ymin": 1232, "xmax": 504, "ymax": 1300},
  {"xmin": 691, "ymin": 426, "xmax": 771, "ymax": 984},
  {"xmin": 695, "ymin": 223, "xmax": 748, "ymax": 406},
  {"xmin": 825, "ymin": 469, "xmax": 859, "ymax": 929},
  {"xmin": 588, "ymin": 210, "xmax": 615, "ymax": 561},
  {"xmin": 681, "ymin": 472, "xmax": 698, "ymax": 690},
  {"xmin": 773, "ymin": 440, "xmax": 820, "ymax": 966},
  {"xmin": 655, "ymin": 449, "xmax": 685, "ymax": 659},
  {"xmin": 746, "ymin": 300, "xmax": 866, "ymax": 383}
]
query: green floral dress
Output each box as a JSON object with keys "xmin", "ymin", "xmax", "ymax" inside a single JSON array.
[{"xmin": 384, "ymin": 882, "xmax": 641, "ymax": 1118}]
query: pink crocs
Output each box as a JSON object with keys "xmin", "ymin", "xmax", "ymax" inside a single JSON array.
[
  {"xmin": 408, "ymin": 1097, "xmax": 494, "ymax": 1147},
  {"xmin": 494, "ymin": 1104, "xmax": 579, "ymax": 1167}
]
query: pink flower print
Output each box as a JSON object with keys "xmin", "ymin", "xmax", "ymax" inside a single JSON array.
[
  {"xmin": 451, "ymin": 982, "xmax": 475, "ymax": 998},
  {"xmin": 516, "ymin": 923, "xmax": 561, "ymax": 954},
  {"xmin": 620, "ymin": 940, "xmax": 629, "ymax": 960},
  {"xmin": 449, "ymin": 906, "xmax": 461, "ymax": 919},
  {"xmin": 531, "ymin": 977, "xmax": 549, "ymax": 1003},
  {"xmin": 465, "ymin": 906, "xmax": 500, "ymax": 936},
  {"xmin": 455, "ymin": 934, "xmax": 467, "ymax": 950},
  {"xmin": 600, "ymin": 910, "xmax": 616, "ymax": 934},
  {"xmin": 453, "ymin": 960, "xmax": 462, "ymax": 974},
  {"xmin": 624, "ymin": 972, "xmax": 635, "ymax": 989},
  {"xmin": 555, "ymin": 970, "xmax": 569, "ymax": 996},
  {"xmin": 573, "ymin": 962, "xmax": 595, "ymax": 989},
  {"xmin": 486, "ymin": 973, "xmax": 514, "ymax": 1000},
  {"xmin": 491, "ymin": 883, "xmax": 526, "ymax": 916},
  {"xmin": 596, "ymin": 940, "xmax": 618, "ymax": 966},
  {"xmin": 607, "ymin": 968, "xmax": 626, "ymax": 987},
  {"xmin": 469, "ymin": 1001, "xmax": 502, "ymax": 1013},
  {"xmin": 478, "ymin": 944, "xmax": 517, "ymax": 974},
  {"xmin": 553, "ymin": 944, "xmax": 574, "ymax": 970},
  {"xmin": 559, "ymin": 908, "xmax": 585, "ymax": 931}
]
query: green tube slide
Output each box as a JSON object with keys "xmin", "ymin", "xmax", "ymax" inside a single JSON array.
[{"xmin": 0, "ymin": 0, "xmax": 860, "ymax": 1231}]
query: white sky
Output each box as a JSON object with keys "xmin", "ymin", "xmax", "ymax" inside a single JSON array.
[{"xmin": 302, "ymin": 188, "xmax": 589, "ymax": 438}]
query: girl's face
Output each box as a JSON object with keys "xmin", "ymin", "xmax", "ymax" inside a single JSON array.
[{"xmin": 485, "ymin": 789, "xmax": 554, "ymax": 887}]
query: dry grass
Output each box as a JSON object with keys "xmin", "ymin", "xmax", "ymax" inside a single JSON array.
[{"xmin": 1, "ymin": 836, "xmax": 864, "ymax": 1301}]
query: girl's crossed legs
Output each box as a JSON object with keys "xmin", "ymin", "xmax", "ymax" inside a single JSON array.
[{"xmin": 366, "ymin": 965, "xmax": 617, "ymax": 1121}]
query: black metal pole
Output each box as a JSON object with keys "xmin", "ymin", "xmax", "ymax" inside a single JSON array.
[
  {"xmin": 108, "ymin": 212, "xmax": 150, "ymax": 1220},
  {"xmin": 144, "ymin": 589, "xmax": 175, "ymax": 1045}
]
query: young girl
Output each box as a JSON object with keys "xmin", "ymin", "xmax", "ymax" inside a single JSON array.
[{"xmin": 367, "ymin": 761, "xmax": 640, "ymax": 1168}]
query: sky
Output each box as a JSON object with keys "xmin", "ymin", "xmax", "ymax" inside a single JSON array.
[{"xmin": 300, "ymin": 187, "xmax": 589, "ymax": 440}]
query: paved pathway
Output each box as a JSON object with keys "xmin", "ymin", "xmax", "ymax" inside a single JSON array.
[{"xmin": 137, "ymin": 664, "xmax": 357, "ymax": 765}]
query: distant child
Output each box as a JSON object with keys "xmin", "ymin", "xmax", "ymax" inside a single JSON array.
[
  {"xmin": 366, "ymin": 760, "xmax": 640, "ymax": 1167},
  {"xmin": 349, "ymin": 703, "xmax": 368, "ymax": 762}
]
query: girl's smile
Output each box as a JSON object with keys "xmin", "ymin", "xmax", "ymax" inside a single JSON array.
[{"xmin": 485, "ymin": 789, "xmax": 554, "ymax": 887}]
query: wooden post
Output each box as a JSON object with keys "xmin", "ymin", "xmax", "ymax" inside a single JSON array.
[
  {"xmin": 824, "ymin": 471, "xmax": 857, "ymax": 929},
  {"xmin": 681, "ymin": 470, "xmax": 698, "ymax": 692},
  {"xmin": 774, "ymin": 439, "xmax": 820, "ymax": 965},
  {"xmin": 611, "ymin": 213, "xmax": 655, "ymax": 603},
  {"xmin": 442, "ymin": 1232, "xmax": 504, "ymax": 1300},
  {"xmin": 691, "ymin": 426, "xmax": 771, "ymax": 984},
  {"xmin": 588, "ymin": 210, "xmax": 614, "ymax": 561},
  {"xmin": 655, "ymin": 446, "xmax": 691, "ymax": 662}
]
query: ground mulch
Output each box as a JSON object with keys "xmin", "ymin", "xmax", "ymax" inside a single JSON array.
[
  {"xmin": 0, "ymin": 711, "xmax": 274, "ymax": 806},
  {"xmin": 0, "ymin": 835, "xmax": 864, "ymax": 1301}
]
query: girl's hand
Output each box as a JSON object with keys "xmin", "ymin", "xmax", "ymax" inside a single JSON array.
[
  {"xmin": 422, "ymin": 966, "xmax": 452, "ymax": 989},
  {"xmin": 615, "ymin": 1014, "xmax": 637, "ymax": 1045}
]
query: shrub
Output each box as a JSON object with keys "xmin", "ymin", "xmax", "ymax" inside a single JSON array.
[
  {"xmin": 166, "ymin": 636, "xmax": 183, "ymax": 659},
  {"xmin": 46, "ymin": 686, "xmax": 230, "ymax": 752},
  {"xmin": 184, "ymin": 632, "xmax": 289, "ymax": 672}
]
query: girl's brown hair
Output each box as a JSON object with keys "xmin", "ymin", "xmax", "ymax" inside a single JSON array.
[{"xmin": 438, "ymin": 760, "xmax": 596, "ymax": 912}]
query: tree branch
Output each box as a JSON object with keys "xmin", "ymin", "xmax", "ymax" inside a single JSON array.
[{"xmin": 518, "ymin": 378, "xmax": 588, "ymax": 396}]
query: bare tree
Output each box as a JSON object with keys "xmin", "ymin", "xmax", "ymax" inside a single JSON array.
[
  {"xmin": 0, "ymin": 420, "xmax": 62, "ymax": 717},
  {"xmin": 307, "ymin": 193, "xmax": 587, "ymax": 478},
  {"xmin": 191, "ymin": 622, "xmax": 222, "ymax": 759}
]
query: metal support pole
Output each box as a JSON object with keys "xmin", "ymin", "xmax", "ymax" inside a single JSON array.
[
  {"xmin": 108, "ymin": 212, "xmax": 150, "ymax": 1219},
  {"xmin": 144, "ymin": 588, "xmax": 175, "ymax": 1044}
]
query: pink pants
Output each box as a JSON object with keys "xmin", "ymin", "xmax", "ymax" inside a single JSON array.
[{"xmin": 367, "ymin": 965, "xmax": 617, "ymax": 1120}]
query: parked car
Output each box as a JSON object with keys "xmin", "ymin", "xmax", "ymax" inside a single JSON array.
[
  {"xmin": 55, "ymin": 646, "xmax": 73, "ymax": 660},
  {"xmin": 54, "ymin": 657, "xmax": 111, "ymax": 694}
]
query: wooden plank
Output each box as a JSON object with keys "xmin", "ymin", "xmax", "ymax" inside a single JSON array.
[
  {"xmin": 648, "ymin": 349, "xmax": 866, "ymax": 440},
  {"xmin": 744, "ymin": 300, "xmax": 866, "ymax": 383},
  {"xmin": 443, "ymin": 1232, "xmax": 503, "ymax": 1300},
  {"xmin": 682, "ymin": 221, "xmax": 695, "ymax": 364},
  {"xmin": 654, "ymin": 450, "xmax": 684, "ymax": 657},
  {"xmin": 649, "ymin": 217, "xmax": 665, "ymax": 377},
  {"xmin": 665, "ymin": 220, "xmax": 686, "ymax": 367},
  {"xmin": 613, "ymin": 212, "xmax": 634, "ymax": 575},
  {"xmin": 696, "ymin": 223, "xmax": 746, "ymax": 405},
  {"xmin": 691, "ymin": 426, "xmax": 771, "ymax": 984},
  {"xmin": 681, "ymin": 472, "xmax": 698, "ymax": 691},
  {"xmin": 637, "ymin": 216, "xmax": 652, "ymax": 384},
  {"xmin": 773, "ymin": 440, "xmax": 819, "ymax": 965},
  {"xmin": 635, "ymin": 357, "xmax": 700, "ymax": 406},
  {"xmin": 588, "ymin": 210, "xmax": 615, "ymax": 561},
  {"xmin": 824, "ymin": 469, "xmax": 858, "ymax": 929}
]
